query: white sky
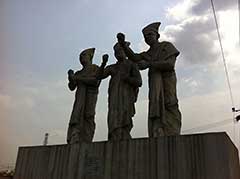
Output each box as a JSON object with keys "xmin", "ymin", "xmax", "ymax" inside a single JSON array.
[{"xmin": 0, "ymin": 0, "xmax": 240, "ymax": 167}]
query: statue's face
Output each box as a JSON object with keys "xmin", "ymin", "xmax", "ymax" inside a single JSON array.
[
  {"xmin": 114, "ymin": 48, "xmax": 126, "ymax": 62},
  {"xmin": 79, "ymin": 53, "xmax": 92, "ymax": 66},
  {"xmin": 144, "ymin": 31, "xmax": 158, "ymax": 46}
]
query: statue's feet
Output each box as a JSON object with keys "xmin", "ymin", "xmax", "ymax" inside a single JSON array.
[
  {"xmin": 153, "ymin": 127, "xmax": 165, "ymax": 137},
  {"xmin": 69, "ymin": 133, "xmax": 80, "ymax": 144}
]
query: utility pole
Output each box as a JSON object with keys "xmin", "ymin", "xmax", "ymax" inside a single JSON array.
[{"xmin": 43, "ymin": 133, "xmax": 49, "ymax": 146}]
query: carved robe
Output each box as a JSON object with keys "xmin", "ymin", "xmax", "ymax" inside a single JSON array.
[
  {"xmin": 139, "ymin": 41, "xmax": 181, "ymax": 136},
  {"xmin": 99, "ymin": 60, "xmax": 142, "ymax": 140},
  {"xmin": 67, "ymin": 65, "xmax": 100, "ymax": 144}
]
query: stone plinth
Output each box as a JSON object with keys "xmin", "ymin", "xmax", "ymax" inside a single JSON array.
[{"xmin": 13, "ymin": 132, "xmax": 240, "ymax": 179}]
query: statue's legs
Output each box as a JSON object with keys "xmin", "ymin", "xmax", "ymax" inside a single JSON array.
[
  {"xmin": 67, "ymin": 92, "xmax": 97, "ymax": 144},
  {"xmin": 148, "ymin": 104, "xmax": 181, "ymax": 137},
  {"xmin": 67, "ymin": 120, "xmax": 95, "ymax": 144},
  {"xmin": 164, "ymin": 104, "xmax": 181, "ymax": 136},
  {"xmin": 83, "ymin": 115, "xmax": 96, "ymax": 142},
  {"xmin": 108, "ymin": 127, "xmax": 132, "ymax": 141},
  {"xmin": 67, "ymin": 126, "xmax": 80, "ymax": 144},
  {"xmin": 148, "ymin": 117, "xmax": 165, "ymax": 137},
  {"xmin": 83, "ymin": 93, "xmax": 97, "ymax": 142},
  {"xmin": 67, "ymin": 114, "xmax": 96, "ymax": 144}
]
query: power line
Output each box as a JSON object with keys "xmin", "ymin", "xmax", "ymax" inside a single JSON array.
[
  {"xmin": 183, "ymin": 0, "xmax": 240, "ymax": 142},
  {"xmin": 210, "ymin": 0, "xmax": 235, "ymax": 109}
]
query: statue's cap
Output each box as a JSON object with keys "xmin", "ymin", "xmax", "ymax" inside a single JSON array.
[
  {"xmin": 113, "ymin": 42, "xmax": 130, "ymax": 51},
  {"xmin": 142, "ymin": 22, "xmax": 161, "ymax": 35},
  {"xmin": 80, "ymin": 48, "xmax": 95, "ymax": 60}
]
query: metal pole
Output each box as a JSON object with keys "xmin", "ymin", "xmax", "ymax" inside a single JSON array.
[{"xmin": 43, "ymin": 133, "xmax": 49, "ymax": 146}]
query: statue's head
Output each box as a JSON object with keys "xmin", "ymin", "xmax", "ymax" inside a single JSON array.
[
  {"xmin": 79, "ymin": 48, "xmax": 95, "ymax": 66},
  {"xmin": 142, "ymin": 22, "xmax": 161, "ymax": 46},
  {"xmin": 113, "ymin": 42, "xmax": 129, "ymax": 62}
]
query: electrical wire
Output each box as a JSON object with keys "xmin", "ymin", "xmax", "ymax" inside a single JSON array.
[
  {"xmin": 210, "ymin": 0, "xmax": 238, "ymax": 144},
  {"xmin": 210, "ymin": 0, "xmax": 235, "ymax": 109},
  {"xmin": 183, "ymin": 0, "xmax": 238, "ymax": 141}
]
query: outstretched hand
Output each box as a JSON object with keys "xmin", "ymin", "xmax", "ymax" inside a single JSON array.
[
  {"xmin": 68, "ymin": 69, "xmax": 74, "ymax": 81},
  {"xmin": 102, "ymin": 54, "xmax": 109, "ymax": 65},
  {"xmin": 137, "ymin": 60, "xmax": 152, "ymax": 70},
  {"xmin": 68, "ymin": 69, "xmax": 74, "ymax": 75}
]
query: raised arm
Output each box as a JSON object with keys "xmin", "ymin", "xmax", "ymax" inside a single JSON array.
[
  {"xmin": 96, "ymin": 54, "xmax": 112, "ymax": 80},
  {"xmin": 150, "ymin": 42, "xmax": 179, "ymax": 71},
  {"xmin": 68, "ymin": 69, "xmax": 77, "ymax": 91},
  {"xmin": 150, "ymin": 55, "xmax": 176, "ymax": 71},
  {"xmin": 117, "ymin": 33, "xmax": 143, "ymax": 62}
]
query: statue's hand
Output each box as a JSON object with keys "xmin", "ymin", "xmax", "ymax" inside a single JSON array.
[
  {"xmin": 102, "ymin": 54, "xmax": 109, "ymax": 66},
  {"xmin": 68, "ymin": 69, "xmax": 74, "ymax": 81},
  {"xmin": 117, "ymin": 33, "xmax": 125, "ymax": 45},
  {"xmin": 138, "ymin": 60, "xmax": 151, "ymax": 69},
  {"xmin": 68, "ymin": 69, "xmax": 74, "ymax": 75}
]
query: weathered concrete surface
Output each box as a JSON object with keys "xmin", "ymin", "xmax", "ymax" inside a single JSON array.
[{"xmin": 14, "ymin": 132, "xmax": 240, "ymax": 179}]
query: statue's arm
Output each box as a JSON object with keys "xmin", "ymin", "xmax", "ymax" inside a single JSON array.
[
  {"xmin": 124, "ymin": 65, "xmax": 142, "ymax": 87},
  {"xmin": 123, "ymin": 45, "xmax": 151, "ymax": 71},
  {"xmin": 68, "ymin": 81, "xmax": 77, "ymax": 91},
  {"xmin": 151, "ymin": 41, "xmax": 179, "ymax": 71},
  {"xmin": 122, "ymin": 44, "xmax": 143, "ymax": 62},
  {"xmin": 68, "ymin": 69, "xmax": 77, "ymax": 91},
  {"xmin": 96, "ymin": 54, "xmax": 111, "ymax": 80},
  {"xmin": 151, "ymin": 55, "xmax": 176, "ymax": 71},
  {"xmin": 73, "ymin": 76, "xmax": 100, "ymax": 87},
  {"xmin": 96, "ymin": 65, "xmax": 112, "ymax": 80},
  {"xmin": 117, "ymin": 33, "xmax": 143, "ymax": 62}
]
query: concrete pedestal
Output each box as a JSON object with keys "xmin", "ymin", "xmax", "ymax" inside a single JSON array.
[{"xmin": 14, "ymin": 132, "xmax": 240, "ymax": 179}]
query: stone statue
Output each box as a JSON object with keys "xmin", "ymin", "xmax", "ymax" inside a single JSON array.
[
  {"xmin": 97, "ymin": 42, "xmax": 142, "ymax": 141},
  {"xmin": 118, "ymin": 22, "xmax": 181, "ymax": 137},
  {"xmin": 67, "ymin": 48, "xmax": 100, "ymax": 144}
]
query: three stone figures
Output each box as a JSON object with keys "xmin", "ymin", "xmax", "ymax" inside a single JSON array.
[{"xmin": 67, "ymin": 22, "xmax": 181, "ymax": 144}]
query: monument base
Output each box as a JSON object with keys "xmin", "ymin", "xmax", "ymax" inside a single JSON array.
[{"xmin": 14, "ymin": 132, "xmax": 240, "ymax": 179}]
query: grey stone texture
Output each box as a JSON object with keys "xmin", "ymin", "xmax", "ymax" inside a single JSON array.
[
  {"xmin": 118, "ymin": 22, "xmax": 182, "ymax": 137},
  {"xmin": 14, "ymin": 133, "xmax": 240, "ymax": 179},
  {"xmin": 97, "ymin": 43, "xmax": 142, "ymax": 141},
  {"xmin": 67, "ymin": 48, "xmax": 100, "ymax": 144}
]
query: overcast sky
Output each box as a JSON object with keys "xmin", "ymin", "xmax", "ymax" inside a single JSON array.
[{"xmin": 0, "ymin": 0, "xmax": 240, "ymax": 167}]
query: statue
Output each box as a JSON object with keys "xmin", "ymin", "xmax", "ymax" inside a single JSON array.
[
  {"xmin": 67, "ymin": 48, "xmax": 100, "ymax": 144},
  {"xmin": 97, "ymin": 42, "xmax": 142, "ymax": 141},
  {"xmin": 117, "ymin": 22, "xmax": 181, "ymax": 137}
]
